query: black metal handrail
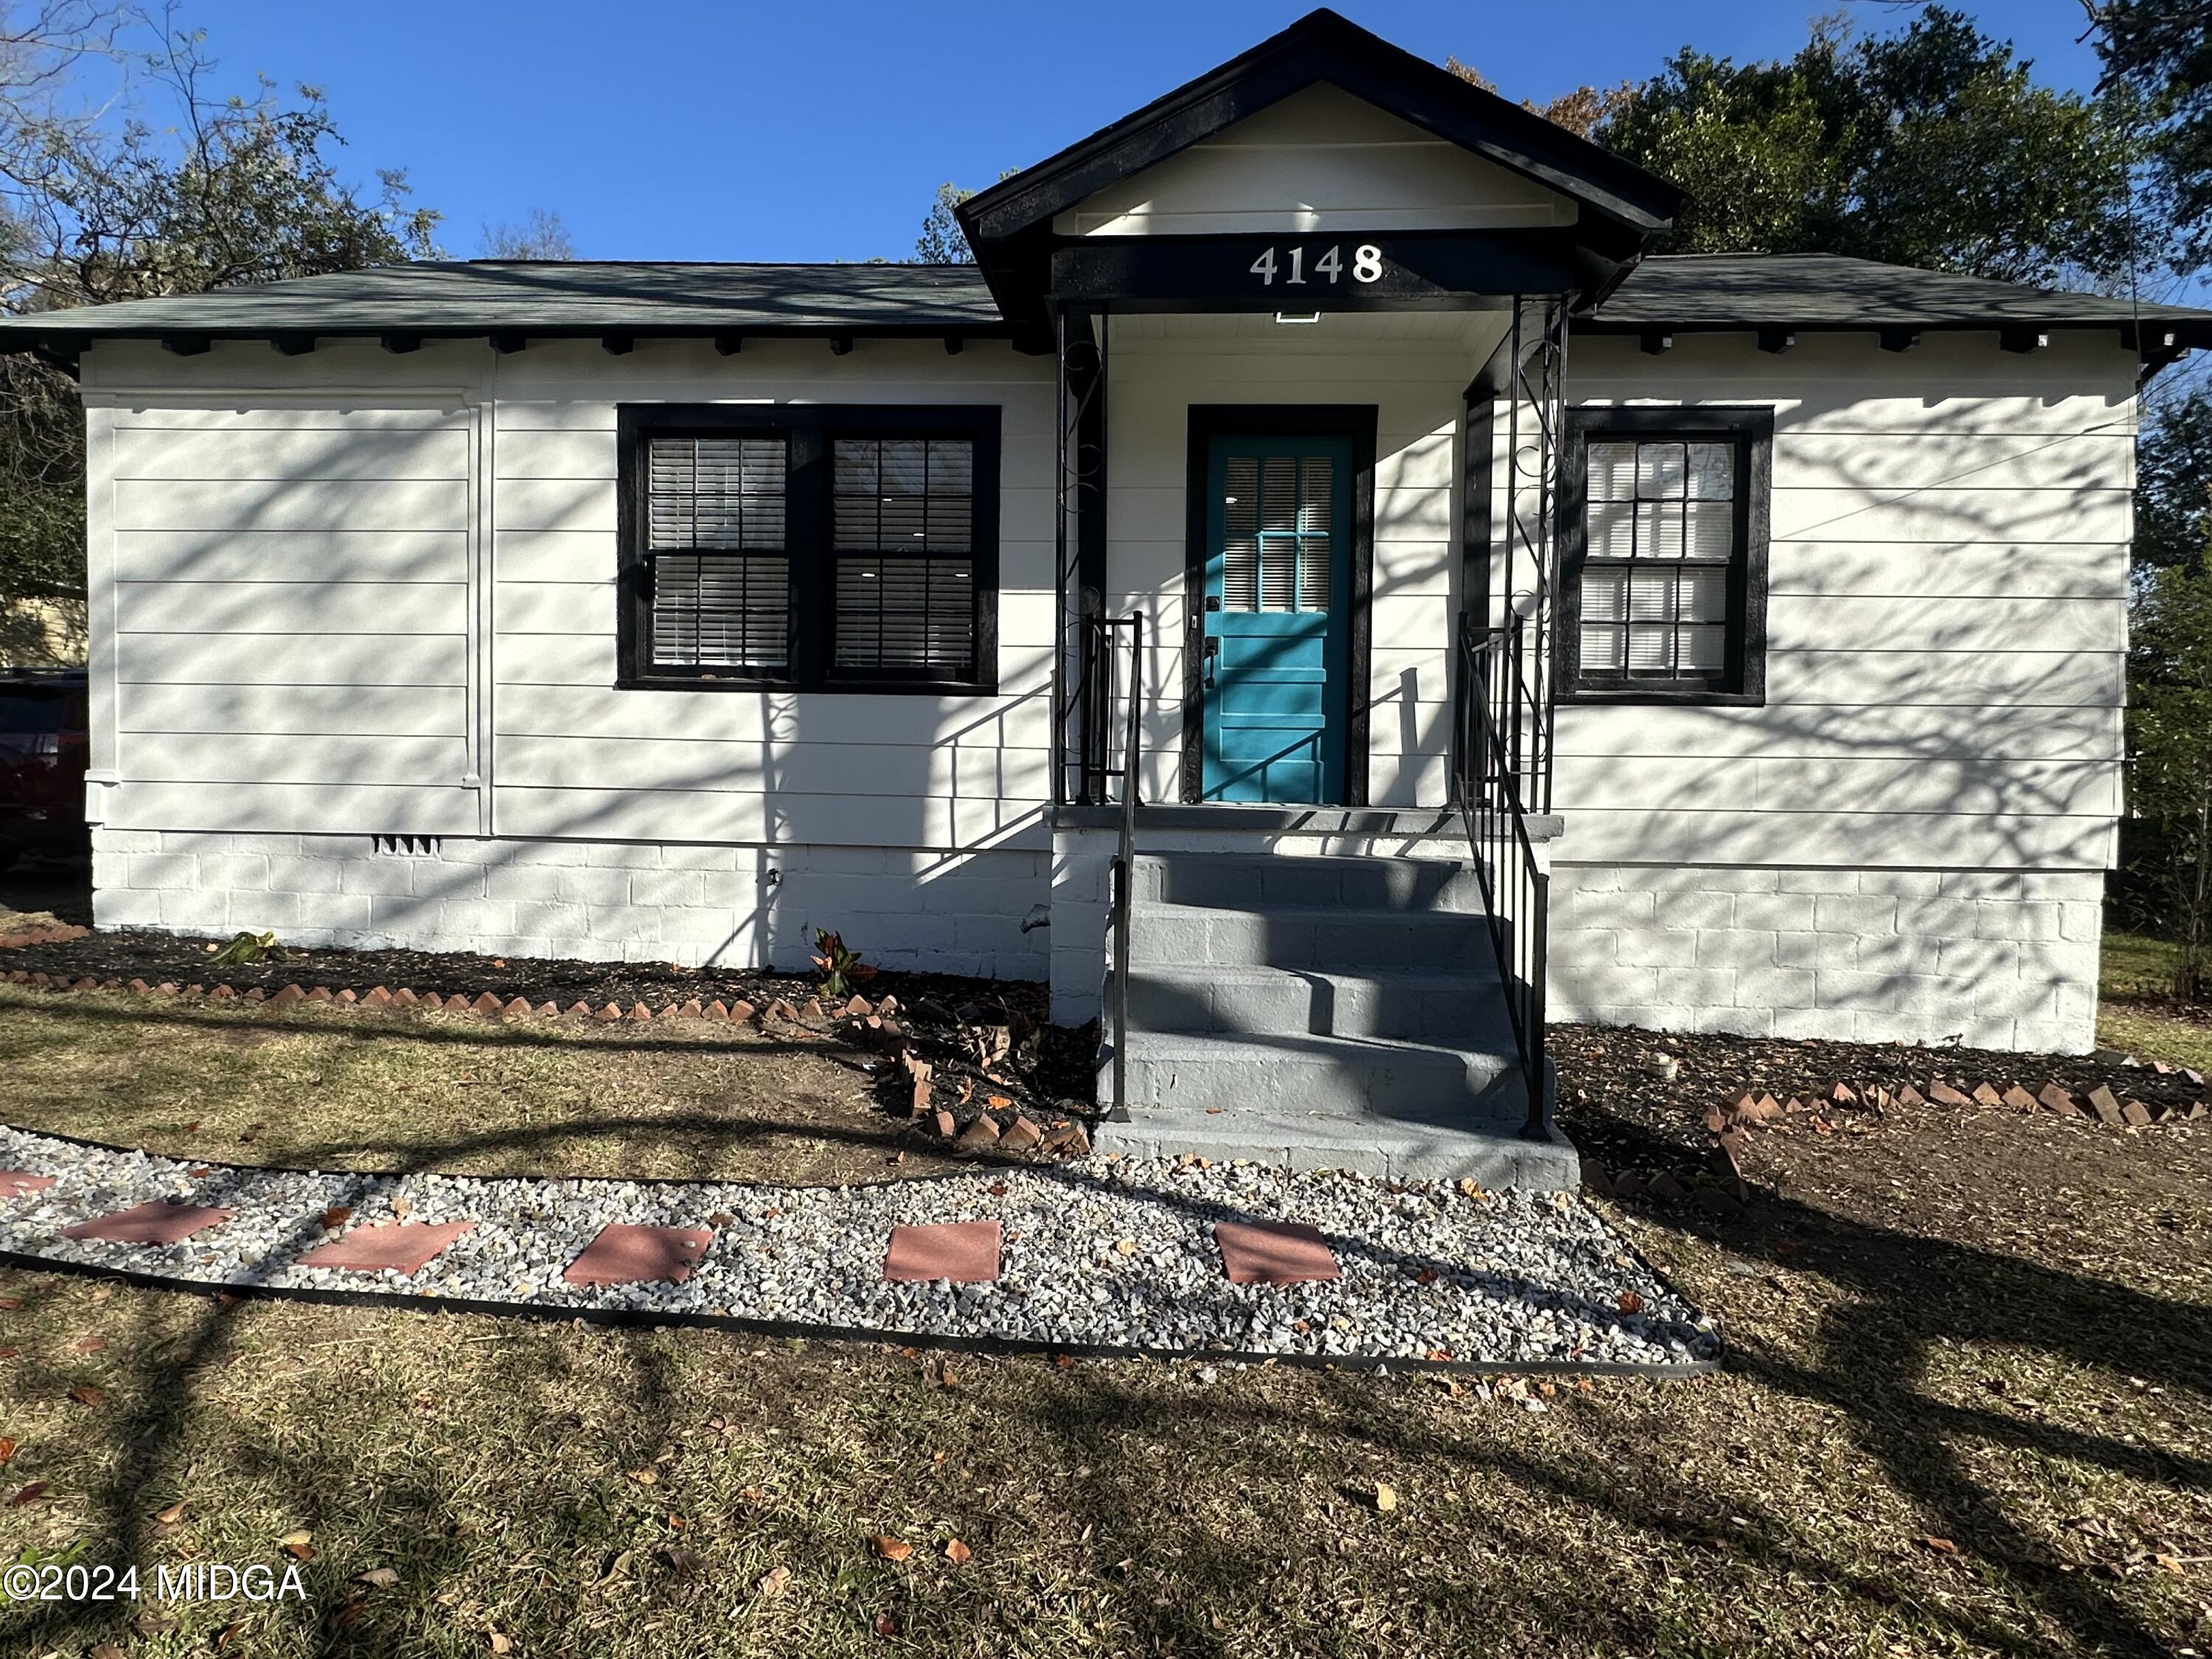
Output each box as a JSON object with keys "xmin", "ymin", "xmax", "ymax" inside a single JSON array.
[
  {"xmin": 1082, "ymin": 611, "xmax": 1144, "ymax": 1121},
  {"xmin": 1453, "ymin": 611, "xmax": 1551, "ymax": 1138}
]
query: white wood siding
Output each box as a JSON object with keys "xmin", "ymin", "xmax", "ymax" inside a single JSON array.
[
  {"xmin": 1053, "ymin": 83, "xmax": 1574, "ymax": 237},
  {"xmin": 1551, "ymin": 329, "xmax": 2137, "ymax": 872},
  {"xmin": 484, "ymin": 338, "xmax": 1055, "ymax": 852},
  {"xmin": 83, "ymin": 344, "xmax": 485, "ymax": 835}
]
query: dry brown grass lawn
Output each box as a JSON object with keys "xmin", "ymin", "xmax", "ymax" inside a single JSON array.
[{"xmin": 0, "ymin": 978, "xmax": 2208, "ymax": 1655}]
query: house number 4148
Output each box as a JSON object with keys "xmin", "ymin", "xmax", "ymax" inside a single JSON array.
[{"xmin": 1248, "ymin": 243, "xmax": 1384, "ymax": 285}]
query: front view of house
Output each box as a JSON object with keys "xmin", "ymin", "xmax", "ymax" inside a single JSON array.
[{"xmin": 4, "ymin": 10, "xmax": 2199, "ymax": 1183}]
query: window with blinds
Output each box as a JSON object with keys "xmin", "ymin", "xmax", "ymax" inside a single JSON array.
[
  {"xmin": 1562, "ymin": 410, "xmax": 1769, "ymax": 700},
  {"xmin": 644, "ymin": 435, "xmax": 790, "ymax": 672},
  {"xmin": 831, "ymin": 437, "xmax": 977, "ymax": 678},
  {"xmin": 618, "ymin": 406, "xmax": 998, "ymax": 692},
  {"xmin": 1220, "ymin": 452, "xmax": 1333, "ymax": 613}
]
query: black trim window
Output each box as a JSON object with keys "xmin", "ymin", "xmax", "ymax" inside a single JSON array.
[
  {"xmin": 619, "ymin": 404, "xmax": 999, "ymax": 692},
  {"xmin": 1559, "ymin": 406, "xmax": 1771, "ymax": 703}
]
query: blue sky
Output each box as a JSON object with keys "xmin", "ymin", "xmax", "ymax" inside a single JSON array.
[{"xmin": 180, "ymin": 0, "xmax": 2113, "ymax": 263}]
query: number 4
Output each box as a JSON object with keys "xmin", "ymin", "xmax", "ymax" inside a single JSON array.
[
  {"xmin": 1315, "ymin": 246, "xmax": 1342, "ymax": 283},
  {"xmin": 1248, "ymin": 248, "xmax": 1277, "ymax": 285}
]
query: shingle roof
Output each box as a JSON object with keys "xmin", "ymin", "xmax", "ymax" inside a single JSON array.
[
  {"xmin": 1585, "ymin": 252, "xmax": 2212, "ymax": 344},
  {"xmin": 0, "ymin": 251, "xmax": 2206, "ymax": 353},
  {"xmin": 0, "ymin": 260, "xmax": 1006, "ymax": 344}
]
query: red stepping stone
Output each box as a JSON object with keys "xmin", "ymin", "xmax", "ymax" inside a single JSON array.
[
  {"xmin": 0, "ymin": 1172, "xmax": 56, "ymax": 1199},
  {"xmin": 883, "ymin": 1221, "xmax": 1001, "ymax": 1284},
  {"xmin": 563, "ymin": 1224, "xmax": 712, "ymax": 1287},
  {"xmin": 298, "ymin": 1221, "xmax": 474, "ymax": 1276},
  {"xmin": 1214, "ymin": 1220, "xmax": 1340, "ymax": 1286},
  {"xmin": 62, "ymin": 1201, "xmax": 234, "ymax": 1245}
]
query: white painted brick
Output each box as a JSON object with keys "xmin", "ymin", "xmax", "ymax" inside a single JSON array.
[
  {"xmin": 586, "ymin": 843, "xmax": 658, "ymax": 869},
  {"xmin": 1754, "ymin": 967, "xmax": 1817, "ymax": 1008},
  {"xmin": 1777, "ymin": 869, "xmax": 1863, "ymax": 894},
  {"xmin": 1696, "ymin": 930, "xmax": 1779, "ymax": 970},
  {"xmin": 1854, "ymin": 933, "xmax": 1945, "ymax": 977},
  {"xmin": 629, "ymin": 869, "xmax": 706, "ymax": 908},
  {"xmin": 1939, "ymin": 872, "xmax": 2023, "ymax": 900},
  {"xmin": 1613, "ymin": 929, "xmax": 1696, "ymax": 968},
  {"xmin": 368, "ymin": 894, "xmax": 439, "ymax": 931},
  {"xmin": 1661, "ymin": 892, "xmax": 1737, "ymax": 931},
  {"xmin": 1983, "ymin": 902, "xmax": 2060, "ymax": 942},
  {"xmin": 1772, "ymin": 1004, "xmax": 1857, "ymax": 1042},
  {"xmin": 128, "ymin": 853, "xmax": 197, "ymax": 888},
  {"xmin": 94, "ymin": 829, "xmax": 161, "ymax": 854},
  {"xmin": 1774, "ymin": 930, "xmax": 1821, "ymax": 969},
  {"xmin": 1813, "ymin": 894, "xmax": 1898, "ymax": 935},
  {"xmin": 555, "ymin": 868, "xmax": 631, "ymax": 907},
  {"xmin": 1858, "ymin": 870, "xmax": 1942, "ymax": 897},
  {"xmin": 239, "ymin": 891, "xmax": 302, "ymax": 928},
  {"xmin": 158, "ymin": 890, "xmax": 230, "ymax": 931},
  {"xmin": 265, "ymin": 856, "xmax": 346, "ymax": 894},
  {"xmin": 340, "ymin": 860, "xmax": 416, "ymax": 897},
  {"xmin": 295, "ymin": 894, "xmax": 373, "ymax": 932},
  {"xmin": 93, "ymin": 888, "xmax": 162, "ymax": 927},
  {"xmin": 1735, "ymin": 893, "xmax": 1815, "ymax": 931},
  {"xmin": 659, "ymin": 844, "xmax": 741, "ymax": 872},
  {"xmin": 1551, "ymin": 864, "xmax": 1622, "ymax": 892},
  {"xmin": 198, "ymin": 854, "xmax": 269, "ymax": 891}
]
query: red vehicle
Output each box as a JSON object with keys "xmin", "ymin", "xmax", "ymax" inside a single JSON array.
[{"xmin": 0, "ymin": 669, "xmax": 88, "ymax": 871}]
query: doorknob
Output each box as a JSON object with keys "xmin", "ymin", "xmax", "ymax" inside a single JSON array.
[{"xmin": 1202, "ymin": 635, "xmax": 1220, "ymax": 689}]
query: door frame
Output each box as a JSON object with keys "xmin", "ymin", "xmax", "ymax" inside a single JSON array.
[{"xmin": 1180, "ymin": 404, "xmax": 1378, "ymax": 806}]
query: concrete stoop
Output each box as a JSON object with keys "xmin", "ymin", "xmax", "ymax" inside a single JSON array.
[{"xmin": 1093, "ymin": 851, "xmax": 1576, "ymax": 1189}]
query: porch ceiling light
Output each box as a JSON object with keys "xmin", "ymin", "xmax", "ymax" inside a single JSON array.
[{"xmin": 1273, "ymin": 310, "xmax": 1323, "ymax": 325}]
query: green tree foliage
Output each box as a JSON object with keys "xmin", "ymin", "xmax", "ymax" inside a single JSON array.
[
  {"xmin": 915, "ymin": 182, "xmax": 975, "ymax": 263},
  {"xmin": 2126, "ymin": 559, "xmax": 2212, "ymax": 999},
  {"xmin": 0, "ymin": 14, "xmax": 440, "ymax": 620},
  {"xmin": 2135, "ymin": 386, "xmax": 2212, "ymax": 574},
  {"xmin": 2086, "ymin": 1, "xmax": 2212, "ymax": 265},
  {"xmin": 1585, "ymin": 8, "xmax": 2150, "ymax": 285}
]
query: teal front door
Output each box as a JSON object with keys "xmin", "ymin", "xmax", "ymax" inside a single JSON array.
[{"xmin": 1200, "ymin": 435, "xmax": 1353, "ymax": 803}]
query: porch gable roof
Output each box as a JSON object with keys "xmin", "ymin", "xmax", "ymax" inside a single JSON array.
[{"xmin": 956, "ymin": 7, "xmax": 1685, "ymax": 341}]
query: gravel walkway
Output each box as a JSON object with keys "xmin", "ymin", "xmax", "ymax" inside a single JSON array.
[{"xmin": 0, "ymin": 1124, "xmax": 1718, "ymax": 1370}]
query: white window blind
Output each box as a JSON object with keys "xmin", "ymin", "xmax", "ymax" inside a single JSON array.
[
  {"xmin": 646, "ymin": 435, "xmax": 790, "ymax": 672},
  {"xmin": 1219, "ymin": 451, "xmax": 1333, "ymax": 614},
  {"xmin": 831, "ymin": 437, "xmax": 977, "ymax": 675}
]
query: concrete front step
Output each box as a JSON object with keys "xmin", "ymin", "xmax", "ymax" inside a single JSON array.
[
  {"xmin": 1091, "ymin": 1050, "xmax": 1573, "ymax": 1186},
  {"xmin": 1119, "ymin": 964, "xmax": 1513, "ymax": 1044},
  {"xmin": 1133, "ymin": 851, "xmax": 1489, "ymax": 913},
  {"xmin": 1127, "ymin": 902, "xmax": 1494, "ymax": 972},
  {"xmin": 1108, "ymin": 1027, "xmax": 1523, "ymax": 1121}
]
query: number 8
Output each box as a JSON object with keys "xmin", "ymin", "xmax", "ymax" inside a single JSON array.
[{"xmin": 1352, "ymin": 244, "xmax": 1383, "ymax": 283}]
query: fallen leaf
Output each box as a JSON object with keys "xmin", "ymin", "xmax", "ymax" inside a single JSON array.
[
  {"xmin": 215, "ymin": 1621, "xmax": 247, "ymax": 1649},
  {"xmin": 0, "ymin": 1295, "xmax": 20, "ymax": 1310},
  {"xmin": 90, "ymin": 1645, "xmax": 126, "ymax": 1659},
  {"xmin": 1374, "ymin": 1481, "xmax": 1398, "ymax": 1514},
  {"xmin": 870, "ymin": 1534, "xmax": 913, "ymax": 1562},
  {"xmin": 754, "ymin": 1564, "xmax": 793, "ymax": 1599},
  {"xmin": 73, "ymin": 1336, "xmax": 103, "ymax": 1353},
  {"xmin": 1617, "ymin": 1290, "xmax": 1644, "ymax": 1315},
  {"xmin": 355, "ymin": 1567, "xmax": 397, "ymax": 1589},
  {"xmin": 1920, "ymin": 1535, "xmax": 1958, "ymax": 1555},
  {"xmin": 1114, "ymin": 1238, "xmax": 1137, "ymax": 1257},
  {"xmin": 0, "ymin": 1437, "xmax": 13, "ymax": 1464},
  {"xmin": 322, "ymin": 1206, "xmax": 353, "ymax": 1229},
  {"xmin": 8, "ymin": 1481, "xmax": 48, "ymax": 1506},
  {"xmin": 153, "ymin": 1499, "xmax": 187, "ymax": 1525},
  {"xmin": 285, "ymin": 1540, "xmax": 316, "ymax": 1562},
  {"xmin": 628, "ymin": 1467, "xmax": 658, "ymax": 1486},
  {"xmin": 985, "ymin": 1095, "xmax": 1012, "ymax": 1109},
  {"xmin": 943, "ymin": 1537, "xmax": 973, "ymax": 1564},
  {"xmin": 873, "ymin": 1613, "xmax": 900, "ymax": 1637},
  {"xmin": 68, "ymin": 1383, "xmax": 105, "ymax": 1407},
  {"xmin": 391, "ymin": 1197, "xmax": 413, "ymax": 1221},
  {"xmin": 487, "ymin": 1633, "xmax": 512, "ymax": 1655}
]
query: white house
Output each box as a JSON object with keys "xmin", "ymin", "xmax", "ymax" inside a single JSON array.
[{"xmin": 3, "ymin": 10, "xmax": 2199, "ymax": 1184}]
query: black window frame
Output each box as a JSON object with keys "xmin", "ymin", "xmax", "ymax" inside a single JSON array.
[
  {"xmin": 616, "ymin": 403, "xmax": 1001, "ymax": 695},
  {"xmin": 1557, "ymin": 404, "xmax": 1772, "ymax": 706}
]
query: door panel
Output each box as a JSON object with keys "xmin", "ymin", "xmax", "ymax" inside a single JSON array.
[{"xmin": 1200, "ymin": 436, "xmax": 1352, "ymax": 804}]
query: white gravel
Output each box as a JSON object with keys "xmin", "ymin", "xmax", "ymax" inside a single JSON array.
[{"xmin": 0, "ymin": 1124, "xmax": 1718, "ymax": 1368}]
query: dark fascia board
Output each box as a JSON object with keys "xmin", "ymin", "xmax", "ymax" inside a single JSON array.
[
  {"xmin": 0, "ymin": 321, "xmax": 1019, "ymax": 351},
  {"xmin": 1573, "ymin": 317, "xmax": 2212, "ymax": 349},
  {"xmin": 956, "ymin": 8, "xmax": 1683, "ymax": 248}
]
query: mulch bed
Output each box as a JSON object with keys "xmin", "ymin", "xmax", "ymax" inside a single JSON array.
[{"xmin": 1554, "ymin": 1022, "xmax": 2208, "ymax": 1217}]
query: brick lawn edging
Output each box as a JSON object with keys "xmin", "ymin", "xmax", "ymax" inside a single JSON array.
[{"xmin": 0, "ymin": 970, "xmax": 1090, "ymax": 1158}]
